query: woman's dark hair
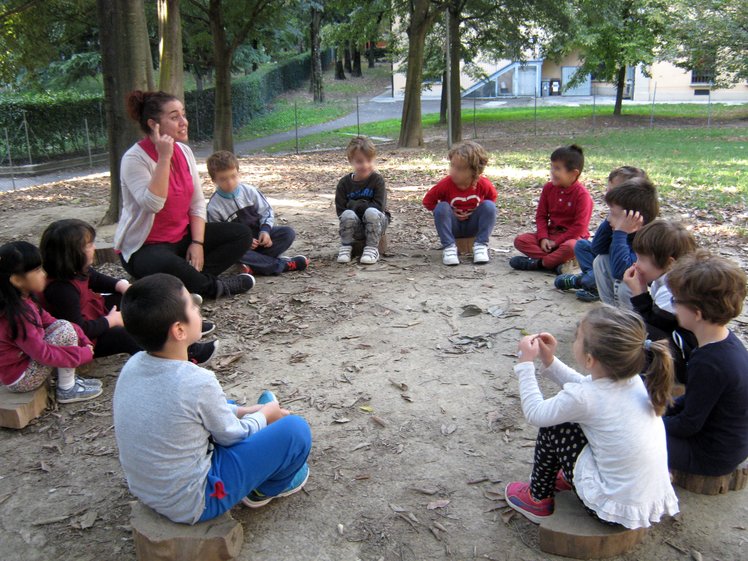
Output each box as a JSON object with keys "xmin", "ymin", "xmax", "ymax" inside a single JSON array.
[
  {"xmin": 126, "ymin": 90, "xmax": 180, "ymax": 134},
  {"xmin": 40, "ymin": 219, "xmax": 96, "ymax": 280},
  {"xmin": 0, "ymin": 241, "xmax": 43, "ymax": 340},
  {"xmin": 121, "ymin": 273, "xmax": 190, "ymax": 352}
]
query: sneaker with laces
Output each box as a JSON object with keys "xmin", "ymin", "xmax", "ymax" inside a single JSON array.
[
  {"xmin": 360, "ymin": 246, "xmax": 379, "ymax": 265},
  {"xmin": 56, "ymin": 377, "xmax": 103, "ymax": 404},
  {"xmin": 473, "ymin": 243, "xmax": 489, "ymax": 264},
  {"xmin": 554, "ymin": 274, "xmax": 582, "ymax": 291},
  {"xmin": 509, "ymin": 256, "xmax": 541, "ymax": 271},
  {"xmin": 505, "ymin": 481, "xmax": 554, "ymax": 523},
  {"xmin": 442, "ymin": 244, "xmax": 459, "ymax": 266},
  {"xmin": 257, "ymin": 390, "xmax": 278, "ymax": 405},
  {"xmin": 188, "ymin": 340, "xmax": 219, "ymax": 365},
  {"xmin": 337, "ymin": 245, "xmax": 353, "ymax": 263},
  {"xmin": 283, "ymin": 255, "xmax": 309, "ymax": 272},
  {"xmin": 575, "ymin": 288, "xmax": 600, "ymax": 302},
  {"xmin": 201, "ymin": 321, "xmax": 216, "ymax": 337},
  {"xmin": 242, "ymin": 462, "xmax": 309, "ymax": 508},
  {"xmin": 239, "ymin": 264, "xmax": 254, "ymax": 275},
  {"xmin": 217, "ymin": 274, "xmax": 255, "ymax": 297},
  {"xmin": 555, "ymin": 470, "xmax": 573, "ymax": 492}
]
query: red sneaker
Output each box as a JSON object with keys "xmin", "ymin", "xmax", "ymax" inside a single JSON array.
[
  {"xmin": 283, "ymin": 255, "xmax": 309, "ymax": 272},
  {"xmin": 239, "ymin": 264, "xmax": 254, "ymax": 275},
  {"xmin": 555, "ymin": 470, "xmax": 573, "ymax": 492},
  {"xmin": 505, "ymin": 481, "xmax": 554, "ymax": 523}
]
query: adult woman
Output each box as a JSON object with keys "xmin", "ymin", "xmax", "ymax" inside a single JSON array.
[{"xmin": 115, "ymin": 90, "xmax": 254, "ymax": 298}]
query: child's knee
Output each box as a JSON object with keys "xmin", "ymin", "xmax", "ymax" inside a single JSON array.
[
  {"xmin": 477, "ymin": 200, "xmax": 496, "ymax": 215},
  {"xmin": 47, "ymin": 319, "xmax": 79, "ymax": 345},
  {"xmin": 281, "ymin": 415, "xmax": 312, "ymax": 452},
  {"xmin": 363, "ymin": 207, "xmax": 385, "ymax": 225},
  {"xmin": 339, "ymin": 210, "xmax": 359, "ymax": 224},
  {"xmin": 433, "ymin": 201, "xmax": 451, "ymax": 217}
]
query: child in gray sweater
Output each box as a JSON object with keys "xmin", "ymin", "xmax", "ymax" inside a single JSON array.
[{"xmin": 113, "ymin": 274, "xmax": 312, "ymax": 524}]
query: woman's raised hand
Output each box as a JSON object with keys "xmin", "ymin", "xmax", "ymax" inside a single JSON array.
[{"xmin": 151, "ymin": 123, "xmax": 174, "ymax": 160}]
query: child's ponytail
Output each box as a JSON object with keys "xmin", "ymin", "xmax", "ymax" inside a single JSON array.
[{"xmin": 643, "ymin": 338, "xmax": 674, "ymax": 416}]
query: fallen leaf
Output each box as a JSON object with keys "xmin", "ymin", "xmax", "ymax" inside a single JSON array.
[
  {"xmin": 371, "ymin": 415, "xmax": 387, "ymax": 427},
  {"xmin": 333, "ymin": 417, "xmax": 351, "ymax": 424},
  {"xmin": 351, "ymin": 442, "xmax": 371, "ymax": 452},
  {"xmin": 388, "ymin": 379, "xmax": 409, "ymax": 391},
  {"xmin": 78, "ymin": 510, "xmax": 97, "ymax": 530},
  {"xmin": 487, "ymin": 305, "xmax": 505, "ymax": 318},
  {"xmin": 401, "ymin": 393, "xmax": 414, "ymax": 402},
  {"xmin": 359, "ymin": 405, "xmax": 374, "ymax": 413},
  {"xmin": 389, "ymin": 503, "xmax": 408, "ymax": 513},
  {"xmin": 440, "ymin": 423, "xmax": 457, "ymax": 436},
  {"xmin": 412, "ymin": 486, "xmax": 439, "ymax": 495},
  {"xmin": 460, "ymin": 304, "xmax": 483, "ymax": 317},
  {"xmin": 500, "ymin": 508, "xmax": 516, "ymax": 524},
  {"xmin": 39, "ymin": 461, "xmax": 51, "ymax": 473},
  {"xmin": 427, "ymin": 499, "xmax": 450, "ymax": 510}
]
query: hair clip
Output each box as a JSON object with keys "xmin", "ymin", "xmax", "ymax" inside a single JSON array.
[{"xmin": 643, "ymin": 339, "xmax": 652, "ymax": 351}]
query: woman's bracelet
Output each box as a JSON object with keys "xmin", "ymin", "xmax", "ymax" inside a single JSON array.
[{"xmin": 190, "ymin": 240, "xmax": 204, "ymax": 246}]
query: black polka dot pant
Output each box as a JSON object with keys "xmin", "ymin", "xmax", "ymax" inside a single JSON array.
[{"xmin": 529, "ymin": 422, "xmax": 588, "ymax": 501}]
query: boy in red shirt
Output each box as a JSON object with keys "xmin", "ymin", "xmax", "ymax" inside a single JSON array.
[
  {"xmin": 422, "ymin": 141, "xmax": 498, "ymax": 266},
  {"xmin": 510, "ymin": 144, "xmax": 593, "ymax": 274}
]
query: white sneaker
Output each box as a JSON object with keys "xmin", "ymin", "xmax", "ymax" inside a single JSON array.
[
  {"xmin": 337, "ymin": 245, "xmax": 352, "ymax": 263},
  {"xmin": 473, "ymin": 243, "xmax": 489, "ymax": 264},
  {"xmin": 360, "ymin": 246, "xmax": 379, "ymax": 265},
  {"xmin": 442, "ymin": 244, "xmax": 459, "ymax": 266}
]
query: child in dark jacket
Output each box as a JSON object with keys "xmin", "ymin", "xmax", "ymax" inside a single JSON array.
[
  {"xmin": 40, "ymin": 219, "xmax": 218, "ymax": 364},
  {"xmin": 0, "ymin": 241, "xmax": 101, "ymax": 403},
  {"xmin": 510, "ymin": 145, "xmax": 592, "ymax": 274},
  {"xmin": 664, "ymin": 251, "xmax": 748, "ymax": 476}
]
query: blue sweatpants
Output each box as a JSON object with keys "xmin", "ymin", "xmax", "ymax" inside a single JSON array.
[
  {"xmin": 433, "ymin": 200, "xmax": 496, "ymax": 246},
  {"xmin": 239, "ymin": 226, "xmax": 296, "ymax": 275},
  {"xmin": 574, "ymin": 239, "xmax": 596, "ymax": 290},
  {"xmin": 199, "ymin": 415, "xmax": 312, "ymax": 521}
]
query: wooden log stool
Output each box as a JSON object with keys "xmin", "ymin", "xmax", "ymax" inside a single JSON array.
[
  {"xmin": 0, "ymin": 383, "xmax": 49, "ymax": 429},
  {"xmin": 130, "ymin": 502, "xmax": 243, "ymax": 561},
  {"xmin": 538, "ymin": 492, "xmax": 647, "ymax": 560},
  {"xmin": 455, "ymin": 236, "xmax": 475, "ymax": 255},
  {"xmin": 351, "ymin": 233, "xmax": 388, "ymax": 258},
  {"xmin": 671, "ymin": 459, "xmax": 748, "ymax": 495},
  {"xmin": 93, "ymin": 243, "xmax": 118, "ymax": 266}
]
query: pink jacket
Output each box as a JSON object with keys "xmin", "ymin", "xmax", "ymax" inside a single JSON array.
[{"xmin": 0, "ymin": 298, "xmax": 93, "ymax": 386}]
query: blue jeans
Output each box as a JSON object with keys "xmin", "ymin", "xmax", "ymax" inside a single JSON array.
[
  {"xmin": 574, "ymin": 239, "xmax": 596, "ymax": 290},
  {"xmin": 239, "ymin": 226, "xmax": 296, "ymax": 275},
  {"xmin": 199, "ymin": 415, "xmax": 312, "ymax": 521},
  {"xmin": 433, "ymin": 201, "xmax": 496, "ymax": 247}
]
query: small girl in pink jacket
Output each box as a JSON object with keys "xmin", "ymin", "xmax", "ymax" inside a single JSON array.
[{"xmin": 0, "ymin": 241, "xmax": 101, "ymax": 403}]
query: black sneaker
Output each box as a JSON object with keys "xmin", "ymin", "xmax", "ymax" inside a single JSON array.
[
  {"xmin": 509, "ymin": 256, "xmax": 541, "ymax": 271},
  {"xmin": 283, "ymin": 255, "xmax": 309, "ymax": 273},
  {"xmin": 217, "ymin": 273, "xmax": 255, "ymax": 297},
  {"xmin": 201, "ymin": 321, "xmax": 216, "ymax": 337},
  {"xmin": 188, "ymin": 340, "xmax": 219, "ymax": 365}
]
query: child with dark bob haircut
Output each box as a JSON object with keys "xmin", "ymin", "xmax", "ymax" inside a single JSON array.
[
  {"xmin": 40, "ymin": 219, "xmax": 218, "ymax": 364},
  {"xmin": 663, "ymin": 250, "xmax": 748, "ymax": 477},
  {"xmin": 114, "ymin": 273, "xmax": 312, "ymax": 524}
]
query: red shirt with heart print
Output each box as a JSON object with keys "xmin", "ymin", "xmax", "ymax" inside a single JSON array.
[{"xmin": 422, "ymin": 175, "xmax": 498, "ymax": 219}]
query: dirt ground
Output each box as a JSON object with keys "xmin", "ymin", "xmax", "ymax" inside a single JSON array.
[{"xmin": 0, "ymin": 142, "xmax": 747, "ymax": 561}]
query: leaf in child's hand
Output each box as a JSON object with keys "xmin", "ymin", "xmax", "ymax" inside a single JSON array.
[
  {"xmin": 520, "ymin": 328, "xmax": 530, "ymax": 336},
  {"xmin": 460, "ymin": 304, "xmax": 483, "ymax": 317}
]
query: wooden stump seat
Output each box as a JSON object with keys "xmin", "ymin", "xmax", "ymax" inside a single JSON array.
[
  {"xmin": 0, "ymin": 384, "xmax": 49, "ymax": 429},
  {"xmin": 538, "ymin": 492, "xmax": 647, "ymax": 560},
  {"xmin": 671, "ymin": 460, "xmax": 748, "ymax": 495},
  {"xmin": 455, "ymin": 236, "xmax": 476, "ymax": 255},
  {"xmin": 351, "ymin": 233, "xmax": 388, "ymax": 257},
  {"xmin": 130, "ymin": 502, "xmax": 243, "ymax": 561}
]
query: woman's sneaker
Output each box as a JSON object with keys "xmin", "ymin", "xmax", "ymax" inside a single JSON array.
[
  {"xmin": 56, "ymin": 377, "xmax": 103, "ymax": 404},
  {"xmin": 554, "ymin": 273, "xmax": 582, "ymax": 291},
  {"xmin": 201, "ymin": 321, "xmax": 216, "ymax": 337},
  {"xmin": 473, "ymin": 243, "xmax": 489, "ymax": 264},
  {"xmin": 242, "ymin": 462, "xmax": 310, "ymax": 508},
  {"xmin": 217, "ymin": 274, "xmax": 255, "ymax": 297},
  {"xmin": 337, "ymin": 245, "xmax": 353, "ymax": 263},
  {"xmin": 360, "ymin": 246, "xmax": 379, "ymax": 265},
  {"xmin": 283, "ymin": 256, "xmax": 309, "ymax": 272},
  {"xmin": 442, "ymin": 244, "xmax": 459, "ymax": 266},
  {"xmin": 505, "ymin": 481, "xmax": 554, "ymax": 524},
  {"xmin": 188, "ymin": 341, "xmax": 219, "ymax": 365}
]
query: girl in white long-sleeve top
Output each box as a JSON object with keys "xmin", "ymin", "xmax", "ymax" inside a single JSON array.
[{"xmin": 505, "ymin": 305, "xmax": 680, "ymax": 529}]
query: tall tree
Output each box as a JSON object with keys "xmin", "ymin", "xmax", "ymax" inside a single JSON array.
[
  {"xmin": 97, "ymin": 0, "xmax": 154, "ymax": 224},
  {"xmin": 158, "ymin": 0, "xmax": 185, "ymax": 100},
  {"xmin": 309, "ymin": 1, "xmax": 325, "ymax": 101}
]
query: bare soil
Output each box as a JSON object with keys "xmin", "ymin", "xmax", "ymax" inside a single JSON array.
[{"xmin": 0, "ymin": 146, "xmax": 746, "ymax": 561}]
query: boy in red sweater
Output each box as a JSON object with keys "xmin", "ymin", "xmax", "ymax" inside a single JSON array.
[
  {"xmin": 510, "ymin": 144, "xmax": 593, "ymax": 274},
  {"xmin": 422, "ymin": 141, "xmax": 498, "ymax": 266}
]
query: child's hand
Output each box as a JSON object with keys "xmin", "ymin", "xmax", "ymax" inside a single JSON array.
[
  {"xmin": 617, "ymin": 210, "xmax": 644, "ymax": 234},
  {"xmin": 622, "ymin": 264, "xmax": 648, "ymax": 296},
  {"xmin": 258, "ymin": 231, "xmax": 272, "ymax": 248},
  {"xmin": 536, "ymin": 333, "xmax": 557, "ymax": 368},
  {"xmin": 540, "ymin": 238, "xmax": 555, "ymax": 253},
  {"xmin": 106, "ymin": 305, "xmax": 124, "ymax": 328},
  {"xmin": 115, "ymin": 279, "xmax": 131, "ymax": 294},
  {"xmin": 516, "ymin": 335, "xmax": 540, "ymax": 363},
  {"xmin": 453, "ymin": 209, "xmax": 471, "ymax": 221},
  {"xmin": 260, "ymin": 402, "xmax": 290, "ymax": 424},
  {"xmin": 251, "ymin": 238, "xmax": 260, "ymax": 250},
  {"xmin": 236, "ymin": 404, "xmax": 263, "ymax": 418}
]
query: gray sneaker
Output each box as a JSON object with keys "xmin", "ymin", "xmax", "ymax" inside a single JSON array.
[{"xmin": 56, "ymin": 377, "xmax": 103, "ymax": 404}]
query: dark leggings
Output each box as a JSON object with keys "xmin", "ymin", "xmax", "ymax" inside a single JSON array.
[{"xmin": 122, "ymin": 222, "xmax": 252, "ymax": 298}]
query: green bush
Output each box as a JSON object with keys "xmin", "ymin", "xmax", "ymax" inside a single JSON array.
[{"xmin": 0, "ymin": 52, "xmax": 316, "ymax": 163}]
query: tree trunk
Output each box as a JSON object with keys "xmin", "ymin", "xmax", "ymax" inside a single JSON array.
[
  {"xmin": 439, "ymin": 69, "xmax": 447, "ymax": 124},
  {"xmin": 344, "ymin": 43, "xmax": 352, "ymax": 74},
  {"xmin": 614, "ymin": 65, "xmax": 626, "ymax": 116},
  {"xmin": 367, "ymin": 40, "xmax": 375, "ymax": 68},
  {"xmin": 195, "ymin": 70, "xmax": 204, "ymax": 91},
  {"xmin": 209, "ymin": 0, "xmax": 233, "ymax": 151},
  {"xmin": 448, "ymin": 5, "xmax": 461, "ymax": 144},
  {"xmin": 251, "ymin": 39, "xmax": 259, "ymax": 71},
  {"xmin": 335, "ymin": 47, "xmax": 346, "ymax": 80},
  {"xmin": 158, "ymin": 0, "xmax": 184, "ymax": 101},
  {"xmin": 398, "ymin": 0, "xmax": 437, "ymax": 148},
  {"xmin": 97, "ymin": 0, "xmax": 152, "ymax": 225},
  {"xmin": 310, "ymin": 6, "xmax": 324, "ymax": 101},
  {"xmin": 352, "ymin": 47, "xmax": 362, "ymax": 77}
]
